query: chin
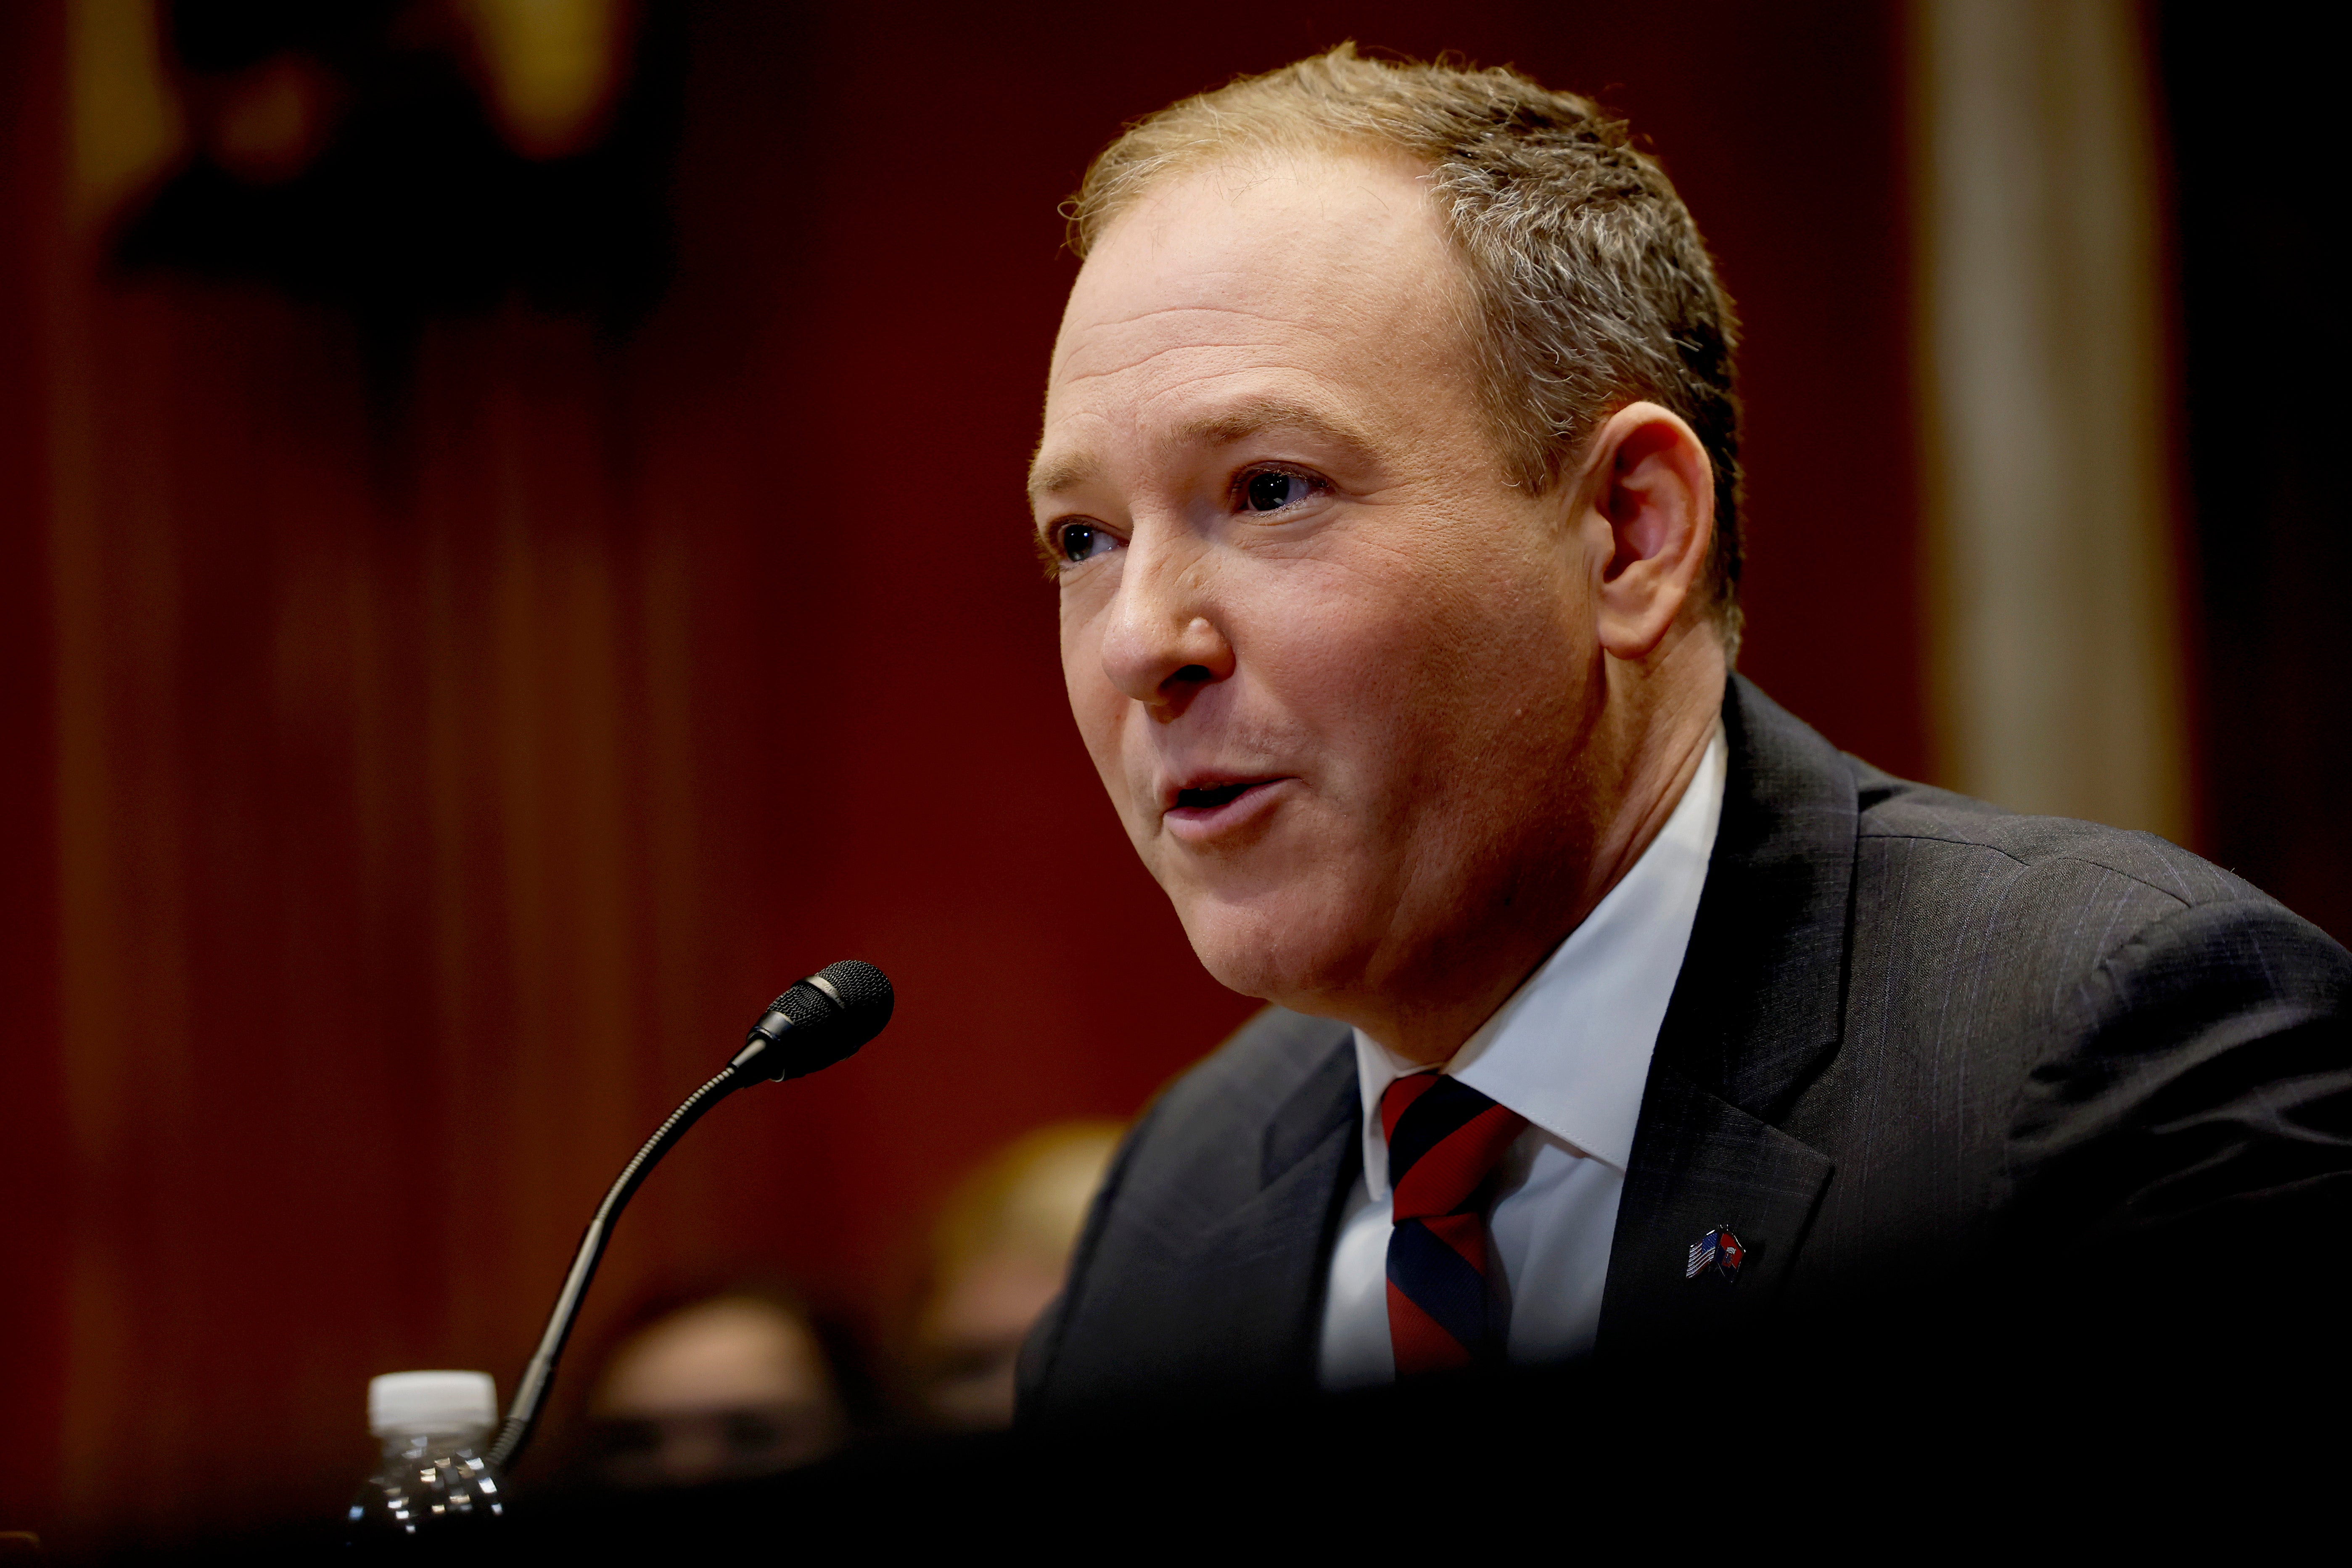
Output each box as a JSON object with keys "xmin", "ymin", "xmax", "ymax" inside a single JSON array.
[{"xmin": 1173, "ymin": 881, "xmax": 1372, "ymax": 1014}]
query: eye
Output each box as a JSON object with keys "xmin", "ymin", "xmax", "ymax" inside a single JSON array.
[
  {"xmin": 1241, "ymin": 468, "xmax": 1319, "ymax": 513},
  {"xmin": 1055, "ymin": 521, "xmax": 1121, "ymax": 564}
]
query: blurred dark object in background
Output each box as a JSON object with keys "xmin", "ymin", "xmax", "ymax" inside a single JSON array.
[
  {"xmin": 897, "ymin": 1121, "xmax": 1122, "ymax": 1432},
  {"xmin": 114, "ymin": 0, "xmax": 681, "ymax": 337},
  {"xmin": 2159, "ymin": 3, "xmax": 2352, "ymax": 945},
  {"xmin": 577, "ymin": 1286, "xmax": 852, "ymax": 1490}
]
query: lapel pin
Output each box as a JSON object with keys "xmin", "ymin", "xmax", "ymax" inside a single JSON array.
[{"xmin": 1685, "ymin": 1224, "xmax": 1746, "ymax": 1283}]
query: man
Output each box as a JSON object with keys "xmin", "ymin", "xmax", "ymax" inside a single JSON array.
[{"xmin": 1016, "ymin": 47, "xmax": 2350, "ymax": 1423}]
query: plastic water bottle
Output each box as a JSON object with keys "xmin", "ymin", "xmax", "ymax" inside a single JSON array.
[{"xmin": 346, "ymin": 1370, "xmax": 508, "ymax": 1547}]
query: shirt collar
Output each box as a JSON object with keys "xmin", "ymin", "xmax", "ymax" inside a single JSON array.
[{"xmin": 1353, "ymin": 725, "xmax": 1727, "ymax": 1201}]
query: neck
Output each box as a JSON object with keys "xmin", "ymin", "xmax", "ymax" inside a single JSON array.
[{"xmin": 1359, "ymin": 629, "xmax": 1727, "ymax": 1066}]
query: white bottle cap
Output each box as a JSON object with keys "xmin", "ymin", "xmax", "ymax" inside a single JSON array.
[{"xmin": 367, "ymin": 1370, "xmax": 498, "ymax": 1437}]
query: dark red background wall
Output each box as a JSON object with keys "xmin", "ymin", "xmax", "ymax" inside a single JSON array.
[
  {"xmin": 0, "ymin": 1, "xmax": 1918, "ymax": 1546},
  {"xmin": 0, "ymin": 1, "xmax": 69, "ymax": 1546}
]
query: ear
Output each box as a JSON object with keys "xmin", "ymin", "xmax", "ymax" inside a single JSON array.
[{"xmin": 1579, "ymin": 401, "xmax": 1715, "ymax": 661}]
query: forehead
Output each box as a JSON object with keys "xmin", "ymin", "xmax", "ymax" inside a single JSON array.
[{"xmin": 1036, "ymin": 151, "xmax": 1474, "ymax": 483}]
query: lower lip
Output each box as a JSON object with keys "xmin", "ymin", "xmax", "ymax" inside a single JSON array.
[{"xmin": 1164, "ymin": 778, "xmax": 1292, "ymax": 843}]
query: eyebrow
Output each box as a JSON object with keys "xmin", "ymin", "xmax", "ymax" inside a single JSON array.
[
  {"xmin": 1173, "ymin": 396, "xmax": 1378, "ymax": 456},
  {"xmin": 1026, "ymin": 446, "xmax": 1100, "ymax": 502},
  {"xmin": 1026, "ymin": 396, "xmax": 1380, "ymax": 502}
]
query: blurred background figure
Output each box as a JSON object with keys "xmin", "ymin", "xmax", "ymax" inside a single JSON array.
[
  {"xmin": 902, "ymin": 1121, "xmax": 1123, "ymax": 1431},
  {"xmin": 581, "ymin": 1288, "xmax": 848, "ymax": 1490}
]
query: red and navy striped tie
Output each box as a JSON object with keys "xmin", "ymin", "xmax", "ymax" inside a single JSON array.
[{"xmin": 1382, "ymin": 1072, "xmax": 1528, "ymax": 1375}]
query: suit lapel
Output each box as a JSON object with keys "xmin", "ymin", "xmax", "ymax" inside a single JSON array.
[
  {"xmin": 1026, "ymin": 1018, "xmax": 1359, "ymax": 1420},
  {"xmin": 1261, "ymin": 1034, "xmax": 1361, "ymax": 1192},
  {"xmin": 1601, "ymin": 1070, "xmax": 1833, "ymax": 1347},
  {"xmin": 1598, "ymin": 677, "xmax": 1855, "ymax": 1348},
  {"xmin": 1173, "ymin": 1029, "xmax": 1361, "ymax": 1393}
]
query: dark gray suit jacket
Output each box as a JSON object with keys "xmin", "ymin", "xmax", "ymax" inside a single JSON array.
[{"xmin": 1018, "ymin": 677, "xmax": 2352, "ymax": 1422}]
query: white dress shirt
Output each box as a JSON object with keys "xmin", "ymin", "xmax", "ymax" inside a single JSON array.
[{"xmin": 1317, "ymin": 726, "xmax": 1728, "ymax": 1389}]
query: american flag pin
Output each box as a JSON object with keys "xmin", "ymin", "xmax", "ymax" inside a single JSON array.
[{"xmin": 1684, "ymin": 1224, "xmax": 1746, "ymax": 1283}]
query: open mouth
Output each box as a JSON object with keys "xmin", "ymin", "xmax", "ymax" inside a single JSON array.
[
  {"xmin": 1163, "ymin": 777, "xmax": 1289, "ymax": 836},
  {"xmin": 1175, "ymin": 780, "xmax": 1263, "ymax": 811}
]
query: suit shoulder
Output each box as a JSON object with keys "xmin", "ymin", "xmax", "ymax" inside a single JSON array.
[
  {"xmin": 2082, "ymin": 892, "xmax": 2352, "ymax": 1012},
  {"xmin": 1839, "ymin": 764, "xmax": 2348, "ymax": 1052},
  {"xmin": 1851, "ymin": 763, "xmax": 2261, "ymax": 912}
]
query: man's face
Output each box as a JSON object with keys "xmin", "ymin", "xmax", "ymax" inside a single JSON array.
[{"xmin": 1031, "ymin": 151, "xmax": 1611, "ymax": 1017}]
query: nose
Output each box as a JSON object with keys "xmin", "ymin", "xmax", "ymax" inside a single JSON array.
[{"xmin": 1097, "ymin": 531, "xmax": 1235, "ymax": 717}]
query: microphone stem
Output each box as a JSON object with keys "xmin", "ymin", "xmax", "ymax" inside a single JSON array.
[{"xmin": 485, "ymin": 1064, "xmax": 745, "ymax": 1473}]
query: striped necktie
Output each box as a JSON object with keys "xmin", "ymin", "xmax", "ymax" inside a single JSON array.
[{"xmin": 1381, "ymin": 1072, "xmax": 1529, "ymax": 1376}]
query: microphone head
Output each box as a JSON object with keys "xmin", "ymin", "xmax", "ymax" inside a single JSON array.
[
  {"xmin": 809, "ymin": 958, "xmax": 893, "ymax": 1024},
  {"xmin": 732, "ymin": 960, "xmax": 894, "ymax": 1083}
]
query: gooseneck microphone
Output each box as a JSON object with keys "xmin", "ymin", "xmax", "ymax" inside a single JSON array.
[{"xmin": 483, "ymin": 960, "xmax": 894, "ymax": 1472}]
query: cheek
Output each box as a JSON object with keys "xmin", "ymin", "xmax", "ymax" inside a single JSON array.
[
  {"xmin": 1239, "ymin": 550, "xmax": 1490, "ymax": 752},
  {"xmin": 1059, "ymin": 607, "xmax": 1138, "ymax": 791},
  {"xmin": 1247, "ymin": 534, "xmax": 1589, "ymax": 839}
]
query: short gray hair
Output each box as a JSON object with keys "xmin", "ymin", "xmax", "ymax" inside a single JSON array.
[{"xmin": 1070, "ymin": 45, "xmax": 1746, "ymax": 653}]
